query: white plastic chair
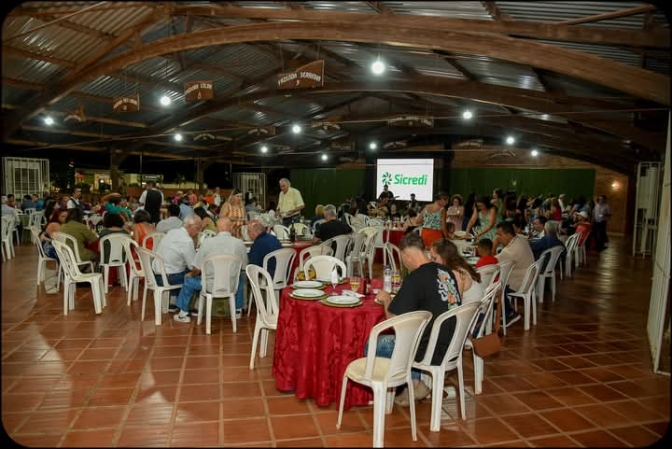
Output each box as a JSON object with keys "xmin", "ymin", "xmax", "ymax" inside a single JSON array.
[
  {"xmin": 536, "ymin": 246, "xmax": 564, "ymax": 303},
  {"xmin": 321, "ymin": 234, "xmax": 351, "ymax": 262},
  {"xmin": 496, "ymin": 259, "xmax": 515, "ymax": 336},
  {"xmin": 142, "ymin": 232, "xmax": 165, "ymax": 250},
  {"xmin": 136, "ymin": 247, "xmax": 183, "ymax": 325},
  {"xmin": 272, "ymin": 224, "xmax": 290, "ymax": 240},
  {"xmin": 13, "ymin": 211, "xmax": 23, "ymax": 244},
  {"xmin": 465, "ymin": 282, "xmax": 502, "ymax": 396},
  {"xmin": 122, "ymin": 238, "xmax": 144, "ymax": 305},
  {"xmin": 384, "ymin": 242, "xmax": 402, "ymax": 273},
  {"xmin": 358, "ymin": 227, "xmax": 380, "ymax": 278},
  {"xmin": 291, "ymin": 222, "xmax": 310, "ymax": 237},
  {"xmin": 303, "ymin": 255, "xmax": 346, "ymax": 281},
  {"xmin": 197, "ymin": 253, "xmax": 243, "ymax": 334},
  {"xmin": 296, "ymin": 244, "xmax": 333, "ymax": 279},
  {"xmin": 98, "ymin": 233, "xmax": 131, "ymax": 294},
  {"xmin": 312, "ymin": 218, "xmax": 326, "ymax": 233},
  {"xmin": 52, "ymin": 240, "xmax": 105, "ymax": 315},
  {"xmin": 476, "ymin": 264, "xmax": 500, "ymax": 289},
  {"xmin": 30, "ymin": 226, "xmax": 61, "ymax": 290},
  {"xmin": 343, "ymin": 213, "xmax": 354, "ymax": 227},
  {"xmin": 575, "ymin": 231, "xmax": 590, "ymax": 268},
  {"xmin": 336, "ymin": 311, "xmax": 432, "ymax": 448},
  {"xmin": 241, "ymin": 224, "xmax": 251, "ymax": 241},
  {"xmin": 412, "ymin": 301, "xmax": 480, "ymax": 431},
  {"xmin": 29, "ymin": 212, "xmax": 44, "ymax": 230},
  {"xmin": 246, "ymin": 265, "xmax": 279, "ymax": 369},
  {"xmin": 248, "ymin": 247, "xmax": 297, "ymax": 316},
  {"xmin": 2, "ymin": 216, "xmax": 16, "ymax": 261},
  {"xmin": 198, "ymin": 229, "xmax": 216, "ymax": 247},
  {"xmin": 345, "ymin": 232, "xmax": 367, "ymax": 276},
  {"xmin": 368, "ymin": 218, "xmax": 384, "ymax": 226},
  {"xmin": 563, "ymin": 233, "xmax": 579, "ymax": 278},
  {"xmin": 24, "ymin": 208, "xmax": 36, "ymax": 215},
  {"xmin": 508, "ymin": 258, "xmax": 545, "ymax": 331},
  {"xmin": 52, "ymin": 231, "xmax": 94, "ymax": 273},
  {"xmin": 85, "ymin": 214, "xmax": 103, "ymax": 232}
]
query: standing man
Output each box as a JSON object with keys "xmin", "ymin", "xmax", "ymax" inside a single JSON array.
[
  {"xmin": 247, "ymin": 220, "xmax": 283, "ymax": 277},
  {"xmin": 378, "ymin": 184, "xmax": 394, "ymax": 203},
  {"xmin": 139, "ymin": 181, "xmax": 164, "ymax": 224},
  {"xmin": 173, "ymin": 217, "xmax": 248, "ymax": 323},
  {"xmin": 153, "ymin": 214, "xmax": 202, "ymax": 313},
  {"xmin": 66, "ymin": 188, "xmax": 83, "ymax": 210},
  {"xmin": 592, "ymin": 195, "xmax": 612, "ymax": 252},
  {"xmin": 277, "ymin": 178, "xmax": 304, "ymax": 227},
  {"xmin": 213, "ymin": 187, "xmax": 222, "ymax": 207},
  {"xmin": 408, "ymin": 193, "xmax": 420, "ymax": 212}
]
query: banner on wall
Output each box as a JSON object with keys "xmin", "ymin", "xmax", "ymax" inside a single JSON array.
[
  {"xmin": 184, "ymin": 81, "xmax": 214, "ymax": 102},
  {"xmin": 112, "ymin": 94, "xmax": 139, "ymax": 113},
  {"xmin": 277, "ymin": 60, "xmax": 325, "ymax": 90},
  {"xmin": 376, "ymin": 158, "xmax": 434, "ymax": 201}
]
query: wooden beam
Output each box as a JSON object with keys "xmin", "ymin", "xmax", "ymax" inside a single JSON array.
[
  {"xmin": 1, "ymin": 46, "xmax": 76, "ymax": 68},
  {"xmin": 481, "ymin": 1, "xmax": 513, "ymax": 22},
  {"xmin": 367, "ymin": 2, "xmax": 395, "ymax": 15},
  {"xmin": 165, "ymin": 4, "xmax": 670, "ymax": 47},
  {"xmin": 445, "ymin": 59, "xmax": 477, "ymax": 81},
  {"xmin": 532, "ymin": 67, "xmax": 557, "ymax": 94},
  {"xmin": 10, "ymin": 3, "xmax": 156, "ymax": 16},
  {"xmin": 557, "ymin": 4, "xmax": 658, "ymax": 26}
]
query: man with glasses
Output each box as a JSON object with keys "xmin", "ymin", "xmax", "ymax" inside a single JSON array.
[
  {"xmin": 277, "ymin": 178, "xmax": 305, "ymax": 227},
  {"xmin": 153, "ymin": 214, "xmax": 203, "ymax": 313}
]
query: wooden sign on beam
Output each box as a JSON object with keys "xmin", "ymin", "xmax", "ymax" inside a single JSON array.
[
  {"xmin": 184, "ymin": 80, "xmax": 214, "ymax": 102},
  {"xmin": 277, "ymin": 60, "xmax": 325, "ymax": 90},
  {"xmin": 387, "ymin": 115, "xmax": 434, "ymax": 128},
  {"xmin": 330, "ymin": 140, "xmax": 355, "ymax": 151},
  {"xmin": 112, "ymin": 94, "xmax": 139, "ymax": 113}
]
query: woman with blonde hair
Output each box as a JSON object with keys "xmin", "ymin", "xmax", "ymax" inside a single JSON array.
[{"xmin": 219, "ymin": 188, "xmax": 245, "ymax": 238}]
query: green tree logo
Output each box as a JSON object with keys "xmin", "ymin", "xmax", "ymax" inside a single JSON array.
[{"xmin": 382, "ymin": 172, "xmax": 392, "ymax": 185}]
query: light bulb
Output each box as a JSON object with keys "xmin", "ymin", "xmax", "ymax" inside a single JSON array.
[
  {"xmin": 43, "ymin": 116, "xmax": 54, "ymax": 126},
  {"xmin": 321, "ymin": 154, "xmax": 328, "ymax": 161},
  {"xmin": 462, "ymin": 110, "xmax": 473, "ymax": 120},
  {"xmin": 506, "ymin": 136, "xmax": 515, "ymax": 145},
  {"xmin": 531, "ymin": 149, "xmax": 539, "ymax": 157},
  {"xmin": 261, "ymin": 145, "xmax": 268, "ymax": 153},
  {"xmin": 174, "ymin": 133, "xmax": 183, "ymax": 142},
  {"xmin": 160, "ymin": 95, "xmax": 171, "ymax": 106},
  {"xmin": 541, "ymin": 114, "xmax": 549, "ymax": 120},
  {"xmin": 369, "ymin": 142, "xmax": 377, "ymax": 150},
  {"xmin": 292, "ymin": 124, "xmax": 301, "ymax": 134},
  {"xmin": 371, "ymin": 59, "xmax": 385, "ymax": 75}
]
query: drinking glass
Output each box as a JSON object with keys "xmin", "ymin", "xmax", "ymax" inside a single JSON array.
[
  {"xmin": 308, "ymin": 267, "xmax": 317, "ymax": 280},
  {"xmin": 350, "ymin": 257, "xmax": 363, "ymax": 294}
]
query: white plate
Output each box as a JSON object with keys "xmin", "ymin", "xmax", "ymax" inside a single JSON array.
[
  {"xmin": 324, "ymin": 295, "xmax": 360, "ymax": 305},
  {"xmin": 454, "ymin": 230, "xmax": 467, "ymax": 238},
  {"xmin": 291, "ymin": 288, "xmax": 325, "ymax": 298},
  {"xmin": 318, "ymin": 277, "xmax": 344, "ymax": 284},
  {"xmin": 466, "ymin": 256, "xmax": 480, "ymax": 265},
  {"xmin": 293, "ymin": 280, "xmax": 323, "ymax": 289}
]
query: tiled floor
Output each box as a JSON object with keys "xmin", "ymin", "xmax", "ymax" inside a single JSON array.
[{"xmin": 2, "ymin": 235, "xmax": 669, "ymax": 447}]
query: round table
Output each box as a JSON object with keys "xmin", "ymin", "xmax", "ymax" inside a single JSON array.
[{"xmin": 273, "ymin": 279, "xmax": 386, "ymax": 410}]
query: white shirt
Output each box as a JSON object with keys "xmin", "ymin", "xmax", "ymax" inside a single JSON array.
[
  {"xmin": 213, "ymin": 193, "xmax": 221, "ymax": 207},
  {"xmin": 153, "ymin": 227, "xmax": 196, "ymax": 275},
  {"xmin": 193, "ymin": 231, "xmax": 248, "ymax": 292},
  {"xmin": 155, "ymin": 216, "xmax": 183, "ymax": 234},
  {"xmin": 462, "ymin": 280, "xmax": 484, "ymax": 305},
  {"xmin": 278, "ymin": 187, "xmax": 304, "ymax": 215},
  {"xmin": 67, "ymin": 197, "xmax": 81, "ymax": 209},
  {"xmin": 495, "ymin": 235, "xmax": 535, "ymax": 291},
  {"xmin": 139, "ymin": 188, "xmax": 165, "ymax": 206},
  {"xmin": 1, "ymin": 204, "xmax": 17, "ymax": 218}
]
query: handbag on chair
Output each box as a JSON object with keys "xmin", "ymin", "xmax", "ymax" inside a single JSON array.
[{"xmin": 468, "ymin": 290, "xmax": 502, "ymax": 357}]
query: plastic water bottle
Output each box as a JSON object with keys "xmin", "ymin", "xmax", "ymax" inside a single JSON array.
[
  {"xmin": 392, "ymin": 269, "xmax": 401, "ymax": 294},
  {"xmin": 383, "ymin": 265, "xmax": 392, "ymax": 293}
]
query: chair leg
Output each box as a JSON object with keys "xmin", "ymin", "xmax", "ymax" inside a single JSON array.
[
  {"xmin": 36, "ymin": 259, "xmax": 43, "ymax": 286},
  {"xmin": 197, "ymin": 294, "xmax": 205, "ymax": 325},
  {"xmin": 249, "ymin": 322, "xmax": 261, "ymax": 370},
  {"xmin": 141, "ymin": 285, "xmax": 148, "ymax": 321},
  {"xmin": 154, "ymin": 290, "xmax": 163, "ymax": 325},
  {"xmin": 336, "ymin": 375, "xmax": 349, "ymax": 429},
  {"xmin": 229, "ymin": 295, "xmax": 237, "ymax": 333},
  {"xmin": 205, "ymin": 295, "xmax": 213, "ymax": 335},
  {"xmin": 523, "ymin": 294, "xmax": 531, "ymax": 331},
  {"xmin": 500, "ymin": 293, "xmax": 508, "ymax": 337},
  {"xmin": 260, "ymin": 329, "xmax": 269, "ymax": 358},
  {"xmin": 430, "ymin": 369, "xmax": 444, "ymax": 431},
  {"xmin": 458, "ymin": 360, "xmax": 467, "ymax": 420},
  {"xmin": 372, "ymin": 384, "xmax": 387, "ymax": 448},
  {"xmin": 127, "ymin": 274, "xmax": 134, "ymax": 306},
  {"xmin": 99, "ymin": 277, "xmax": 107, "ymax": 308},
  {"xmin": 91, "ymin": 280, "xmax": 103, "ymax": 314},
  {"xmin": 103, "ymin": 266, "xmax": 109, "ymax": 294},
  {"xmin": 385, "ymin": 388, "xmax": 395, "ymax": 415},
  {"xmin": 408, "ymin": 379, "xmax": 418, "ymax": 442},
  {"xmin": 551, "ymin": 274, "xmax": 557, "ymax": 302},
  {"xmin": 537, "ymin": 277, "xmax": 545, "ymax": 303},
  {"xmin": 532, "ymin": 291, "xmax": 537, "ymax": 326},
  {"xmin": 63, "ymin": 281, "xmax": 69, "ymax": 315},
  {"xmin": 474, "ymin": 352, "xmax": 484, "ymax": 395}
]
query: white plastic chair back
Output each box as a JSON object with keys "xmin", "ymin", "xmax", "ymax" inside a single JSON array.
[
  {"xmin": 298, "ymin": 245, "xmax": 333, "ymax": 273},
  {"xmin": 292, "ymin": 222, "xmax": 310, "ymax": 236},
  {"xmin": 202, "ymin": 253, "xmax": 242, "ymax": 298},
  {"xmin": 29, "ymin": 212, "xmax": 44, "ymax": 228},
  {"xmin": 312, "ymin": 219, "xmax": 326, "ymax": 233},
  {"xmin": 563, "ymin": 233, "xmax": 579, "ymax": 276},
  {"xmin": 99, "ymin": 233, "xmax": 131, "ymax": 268},
  {"xmin": 347, "ymin": 232, "xmax": 367, "ymax": 259},
  {"xmin": 142, "ymin": 232, "xmax": 165, "ymax": 250},
  {"xmin": 52, "ymin": 239, "xmax": 105, "ymax": 315},
  {"xmin": 30, "ymin": 225, "xmax": 60, "ymax": 288},
  {"xmin": 52, "ymin": 231, "xmax": 93, "ymax": 270},
  {"xmin": 322, "ymin": 234, "xmax": 351, "ymax": 262},
  {"xmin": 361, "ymin": 228, "xmax": 380, "ymax": 277},
  {"xmin": 368, "ymin": 218, "xmax": 384, "ymax": 226},
  {"xmin": 246, "ymin": 264, "xmax": 280, "ymax": 369},
  {"xmin": 476, "ymin": 264, "xmax": 500, "ymax": 289},
  {"xmin": 136, "ymin": 247, "xmax": 158, "ymax": 290},
  {"xmin": 384, "ymin": 242, "xmax": 402, "ymax": 273},
  {"xmin": 517, "ymin": 259, "xmax": 542, "ymax": 297},
  {"xmin": 24, "ymin": 208, "xmax": 36, "ymax": 215},
  {"xmin": 198, "ymin": 229, "xmax": 216, "ymax": 246},
  {"xmin": 122, "ymin": 238, "xmax": 143, "ymax": 305},
  {"xmin": 30, "ymin": 227, "xmax": 48, "ymax": 258},
  {"xmin": 343, "ymin": 213, "xmax": 353, "ymax": 227},
  {"xmin": 468, "ymin": 281, "xmax": 503, "ymax": 396},
  {"xmin": 508, "ymin": 257, "xmax": 545, "ymax": 331},
  {"xmin": 303, "ymin": 255, "xmax": 346, "ymax": 280},
  {"xmin": 263, "ymin": 247, "xmax": 296, "ymax": 291},
  {"xmin": 247, "ymin": 211, "xmax": 260, "ymax": 222},
  {"xmin": 496, "ymin": 259, "xmax": 515, "ymax": 289},
  {"xmin": 241, "ymin": 224, "xmax": 251, "ymax": 241},
  {"xmin": 1, "ymin": 216, "xmax": 15, "ymax": 259},
  {"xmin": 357, "ymin": 226, "xmax": 378, "ymax": 238},
  {"xmin": 273, "ymin": 224, "xmax": 290, "ymax": 240},
  {"xmin": 412, "ymin": 226, "xmax": 422, "ymax": 235}
]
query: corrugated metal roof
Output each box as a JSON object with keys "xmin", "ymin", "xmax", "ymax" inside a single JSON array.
[
  {"xmin": 535, "ymin": 40, "xmax": 640, "ymax": 67},
  {"xmin": 453, "ymin": 56, "xmax": 545, "ymax": 91},
  {"xmin": 1, "ymin": 55, "xmax": 68, "ymax": 84},
  {"xmin": 385, "ymin": 51, "xmax": 466, "ymax": 80},
  {"xmin": 199, "ymin": 44, "xmax": 279, "ymax": 79},
  {"xmin": 535, "ymin": 71, "xmax": 626, "ymax": 97},
  {"xmin": 321, "ymin": 42, "xmax": 403, "ymax": 73},
  {"xmin": 303, "ymin": 1, "xmax": 378, "ymax": 13},
  {"xmin": 208, "ymin": 107, "xmax": 277, "ymax": 126},
  {"xmin": 65, "ymin": 5, "xmax": 155, "ymax": 35},
  {"xmin": 385, "ymin": 1, "xmax": 494, "ymax": 20}
]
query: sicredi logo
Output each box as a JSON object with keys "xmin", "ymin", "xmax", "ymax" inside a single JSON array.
[{"xmin": 381, "ymin": 172, "xmax": 428, "ymax": 186}]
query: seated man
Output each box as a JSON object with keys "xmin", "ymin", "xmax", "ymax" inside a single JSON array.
[
  {"xmin": 529, "ymin": 221, "xmax": 566, "ymax": 266},
  {"xmin": 373, "ymin": 233, "xmax": 463, "ymax": 406},
  {"xmin": 247, "ymin": 220, "xmax": 282, "ymax": 277},
  {"xmin": 156, "ymin": 204, "xmax": 183, "ymax": 233},
  {"xmin": 574, "ymin": 211, "xmax": 592, "ymax": 246},
  {"xmin": 530, "ymin": 215, "xmax": 547, "ymax": 239},
  {"xmin": 173, "ymin": 217, "xmax": 248, "ymax": 323},
  {"xmin": 494, "ymin": 221, "xmax": 535, "ymax": 327},
  {"xmin": 313, "ymin": 204, "xmax": 351, "ymax": 246},
  {"xmin": 153, "ymin": 214, "xmax": 202, "ymax": 312}
]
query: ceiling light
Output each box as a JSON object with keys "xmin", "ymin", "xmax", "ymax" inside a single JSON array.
[
  {"xmin": 611, "ymin": 181, "xmax": 620, "ymax": 190},
  {"xmin": 369, "ymin": 142, "xmax": 377, "ymax": 150},
  {"xmin": 541, "ymin": 114, "xmax": 549, "ymax": 120},
  {"xmin": 292, "ymin": 124, "xmax": 302, "ymax": 134},
  {"xmin": 462, "ymin": 110, "xmax": 473, "ymax": 120},
  {"xmin": 160, "ymin": 95, "xmax": 171, "ymax": 106},
  {"xmin": 530, "ymin": 149, "xmax": 539, "ymax": 157},
  {"xmin": 506, "ymin": 136, "xmax": 515, "ymax": 145},
  {"xmin": 174, "ymin": 133, "xmax": 183, "ymax": 142},
  {"xmin": 43, "ymin": 116, "xmax": 54, "ymax": 126},
  {"xmin": 321, "ymin": 153, "xmax": 328, "ymax": 161},
  {"xmin": 371, "ymin": 58, "xmax": 385, "ymax": 75},
  {"xmin": 260, "ymin": 145, "xmax": 268, "ymax": 153}
]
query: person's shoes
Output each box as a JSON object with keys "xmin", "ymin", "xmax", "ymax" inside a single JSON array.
[
  {"xmin": 168, "ymin": 304, "xmax": 180, "ymax": 313},
  {"xmin": 173, "ymin": 313, "xmax": 191, "ymax": 323},
  {"xmin": 394, "ymin": 381, "xmax": 431, "ymax": 406},
  {"xmin": 189, "ymin": 308, "xmax": 199, "ymax": 317},
  {"xmin": 504, "ymin": 312, "xmax": 521, "ymax": 328},
  {"xmin": 235, "ymin": 309, "xmax": 242, "ymax": 320}
]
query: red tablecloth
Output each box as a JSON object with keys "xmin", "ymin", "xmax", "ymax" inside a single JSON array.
[
  {"xmin": 273, "ymin": 279, "xmax": 386, "ymax": 410},
  {"xmin": 245, "ymin": 240, "xmax": 313, "ymax": 280}
]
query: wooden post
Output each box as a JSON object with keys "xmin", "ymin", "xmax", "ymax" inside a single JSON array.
[{"xmin": 110, "ymin": 150, "xmax": 122, "ymax": 192}]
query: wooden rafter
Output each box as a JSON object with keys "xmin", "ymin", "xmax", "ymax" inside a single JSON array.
[
  {"xmin": 557, "ymin": 4, "xmax": 658, "ymax": 26},
  {"xmin": 481, "ymin": 1, "xmax": 513, "ymax": 22},
  {"xmin": 367, "ymin": 2, "xmax": 395, "ymax": 15},
  {"xmin": 531, "ymin": 68, "xmax": 557, "ymax": 94}
]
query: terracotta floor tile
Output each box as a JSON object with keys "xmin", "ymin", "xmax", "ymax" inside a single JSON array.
[
  {"xmin": 578, "ymin": 384, "xmax": 628, "ymax": 402},
  {"xmin": 607, "ymin": 425, "xmax": 661, "ymax": 446},
  {"xmin": 61, "ymin": 429, "xmax": 117, "ymax": 447},
  {"xmin": 502, "ymin": 413, "xmax": 560, "ymax": 439},
  {"xmin": 78, "ymin": 347, "xmax": 119, "ymax": 361},
  {"xmin": 140, "ymin": 369, "xmax": 181, "ymax": 387},
  {"xmin": 221, "ymin": 366, "xmax": 259, "ymax": 382},
  {"xmin": 514, "ymin": 391, "xmax": 564, "ymax": 411},
  {"xmin": 422, "ymin": 422, "xmax": 478, "ymax": 446},
  {"xmin": 11, "ymin": 433, "xmax": 64, "ymax": 447},
  {"xmin": 637, "ymin": 396, "xmax": 671, "ymax": 418},
  {"xmin": 545, "ymin": 386, "xmax": 597, "ymax": 407},
  {"xmin": 461, "ymin": 417, "xmax": 521, "ymax": 445},
  {"xmin": 580, "ymin": 366, "xmax": 625, "ymax": 383},
  {"xmin": 570, "ymin": 429, "xmax": 629, "ymax": 447},
  {"xmin": 270, "ymin": 414, "xmax": 320, "ymax": 440},
  {"xmin": 478, "ymin": 394, "xmax": 532, "ymax": 416},
  {"xmin": 116, "ymin": 425, "xmax": 171, "ymax": 447},
  {"xmin": 491, "ymin": 376, "xmax": 536, "ymax": 393},
  {"xmin": 14, "ymin": 408, "xmax": 81, "ymax": 434},
  {"xmin": 97, "ymin": 372, "xmax": 142, "ymax": 389},
  {"xmin": 527, "ymin": 435, "xmax": 581, "ymax": 447},
  {"xmin": 177, "ymin": 383, "xmax": 221, "ymax": 402},
  {"xmin": 185, "ymin": 356, "xmax": 220, "ymax": 370},
  {"xmin": 529, "ymin": 358, "xmax": 571, "ymax": 372},
  {"xmin": 266, "ymin": 396, "xmax": 311, "ymax": 415},
  {"xmin": 174, "ymin": 400, "xmax": 219, "ymax": 422},
  {"xmin": 359, "ymin": 406, "xmax": 412, "ymax": 429},
  {"xmin": 550, "ymin": 369, "xmax": 597, "ymax": 386},
  {"xmin": 556, "ymin": 356, "xmax": 596, "ymax": 369},
  {"xmin": 607, "ymin": 380, "xmax": 659, "ymax": 399},
  {"xmin": 323, "ymin": 431, "xmax": 374, "ymax": 447},
  {"xmin": 642, "ymin": 420, "xmax": 670, "ymax": 437},
  {"xmin": 221, "ymin": 381, "xmax": 263, "ymax": 398},
  {"xmin": 87, "ymin": 387, "xmax": 135, "ymax": 407},
  {"xmin": 125, "ymin": 403, "xmax": 174, "ymax": 426},
  {"xmin": 314, "ymin": 410, "xmax": 368, "ymax": 435},
  {"xmin": 1, "ymin": 412, "xmax": 30, "ymax": 435},
  {"xmin": 148, "ymin": 357, "xmax": 185, "ymax": 371},
  {"xmin": 222, "ymin": 417, "xmax": 271, "ymax": 445},
  {"xmin": 383, "ymin": 427, "xmax": 431, "ymax": 447},
  {"xmin": 276, "ymin": 437, "xmax": 325, "ymax": 447},
  {"xmin": 170, "ymin": 420, "xmax": 221, "ymax": 447},
  {"xmin": 539, "ymin": 408, "xmax": 596, "ymax": 432},
  {"xmin": 607, "ymin": 399, "xmax": 666, "ymax": 422},
  {"xmin": 72, "ymin": 406, "xmax": 126, "ymax": 430},
  {"xmin": 68, "ymin": 360, "xmax": 110, "ymax": 376},
  {"xmin": 1, "ymin": 393, "xmax": 46, "ymax": 413},
  {"xmin": 523, "ymin": 372, "xmax": 569, "ymax": 389},
  {"xmin": 221, "ymin": 397, "xmax": 266, "ymax": 420}
]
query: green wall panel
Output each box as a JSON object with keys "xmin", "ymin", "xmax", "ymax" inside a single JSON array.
[
  {"xmin": 448, "ymin": 168, "xmax": 595, "ymax": 201},
  {"xmin": 290, "ymin": 168, "xmax": 366, "ymax": 217}
]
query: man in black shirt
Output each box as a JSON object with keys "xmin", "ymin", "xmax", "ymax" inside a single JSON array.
[
  {"xmin": 378, "ymin": 184, "xmax": 394, "ymax": 203},
  {"xmin": 313, "ymin": 204, "xmax": 351, "ymax": 249},
  {"xmin": 372, "ymin": 232, "xmax": 463, "ymax": 405},
  {"xmin": 140, "ymin": 181, "xmax": 163, "ymax": 224}
]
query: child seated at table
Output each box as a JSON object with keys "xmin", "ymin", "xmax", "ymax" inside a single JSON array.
[{"xmin": 475, "ymin": 239, "xmax": 498, "ymax": 268}]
